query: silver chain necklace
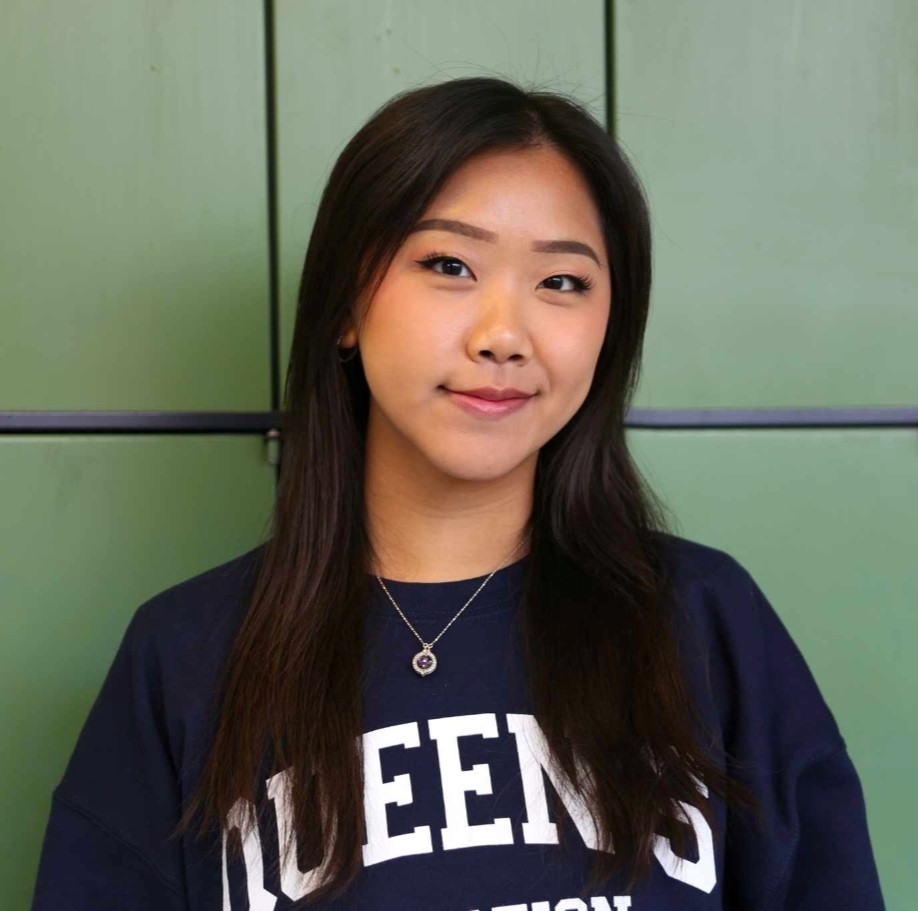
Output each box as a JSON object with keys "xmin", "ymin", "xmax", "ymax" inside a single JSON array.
[{"xmin": 374, "ymin": 538, "xmax": 527, "ymax": 677}]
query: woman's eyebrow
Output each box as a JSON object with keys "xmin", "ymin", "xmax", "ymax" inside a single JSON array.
[{"xmin": 409, "ymin": 218, "xmax": 602, "ymax": 267}]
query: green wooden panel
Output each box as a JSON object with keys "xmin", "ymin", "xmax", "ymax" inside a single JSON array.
[
  {"xmin": 616, "ymin": 1, "xmax": 918, "ymax": 408},
  {"xmin": 0, "ymin": 436, "xmax": 274, "ymax": 910},
  {"xmin": 627, "ymin": 426, "xmax": 916, "ymax": 906},
  {"xmin": 275, "ymin": 0, "xmax": 606, "ymax": 396},
  {"xmin": 0, "ymin": 1, "xmax": 270, "ymax": 411}
]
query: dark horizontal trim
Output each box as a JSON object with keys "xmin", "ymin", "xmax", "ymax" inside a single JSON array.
[
  {"xmin": 626, "ymin": 406, "xmax": 918, "ymax": 429},
  {"xmin": 0, "ymin": 406, "xmax": 915, "ymax": 435},
  {"xmin": 0, "ymin": 412, "xmax": 283, "ymax": 434}
]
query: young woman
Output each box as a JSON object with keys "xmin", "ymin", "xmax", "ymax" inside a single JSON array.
[{"xmin": 32, "ymin": 76, "xmax": 885, "ymax": 909}]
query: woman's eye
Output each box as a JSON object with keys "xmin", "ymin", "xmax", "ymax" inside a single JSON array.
[
  {"xmin": 417, "ymin": 255, "xmax": 473, "ymax": 278},
  {"xmin": 541, "ymin": 274, "xmax": 594, "ymax": 294}
]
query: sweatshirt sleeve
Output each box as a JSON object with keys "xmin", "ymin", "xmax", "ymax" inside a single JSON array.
[
  {"xmin": 761, "ymin": 746, "xmax": 885, "ymax": 910},
  {"xmin": 31, "ymin": 601, "xmax": 189, "ymax": 910},
  {"xmin": 700, "ymin": 556, "xmax": 886, "ymax": 910},
  {"xmin": 31, "ymin": 795, "xmax": 185, "ymax": 911}
]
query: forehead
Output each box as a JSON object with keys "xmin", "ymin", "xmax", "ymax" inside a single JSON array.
[{"xmin": 424, "ymin": 146, "xmax": 600, "ymax": 223}]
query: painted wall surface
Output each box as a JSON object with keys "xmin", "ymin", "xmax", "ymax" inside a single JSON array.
[
  {"xmin": 0, "ymin": 0, "xmax": 270, "ymax": 411},
  {"xmin": 1, "ymin": 1, "xmax": 912, "ymax": 907},
  {"xmin": 617, "ymin": 0, "xmax": 918, "ymax": 409}
]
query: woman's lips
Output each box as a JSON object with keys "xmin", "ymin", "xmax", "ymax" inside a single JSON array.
[{"xmin": 443, "ymin": 388, "xmax": 534, "ymax": 417}]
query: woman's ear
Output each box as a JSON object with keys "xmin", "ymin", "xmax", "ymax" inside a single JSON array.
[{"xmin": 338, "ymin": 326, "xmax": 359, "ymax": 348}]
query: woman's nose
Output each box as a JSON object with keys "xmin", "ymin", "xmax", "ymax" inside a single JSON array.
[{"xmin": 468, "ymin": 286, "xmax": 533, "ymax": 363}]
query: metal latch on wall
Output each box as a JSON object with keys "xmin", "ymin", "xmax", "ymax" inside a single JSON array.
[{"xmin": 264, "ymin": 428, "xmax": 282, "ymax": 467}]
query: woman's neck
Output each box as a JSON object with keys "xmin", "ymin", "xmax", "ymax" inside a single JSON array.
[{"xmin": 363, "ymin": 436, "xmax": 535, "ymax": 583}]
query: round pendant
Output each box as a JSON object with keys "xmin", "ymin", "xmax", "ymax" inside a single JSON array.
[{"xmin": 411, "ymin": 647, "xmax": 437, "ymax": 677}]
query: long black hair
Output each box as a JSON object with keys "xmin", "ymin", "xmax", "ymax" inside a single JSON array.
[{"xmin": 177, "ymin": 75, "xmax": 760, "ymax": 900}]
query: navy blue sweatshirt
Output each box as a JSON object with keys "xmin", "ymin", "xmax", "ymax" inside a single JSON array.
[{"xmin": 31, "ymin": 533, "xmax": 885, "ymax": 909}]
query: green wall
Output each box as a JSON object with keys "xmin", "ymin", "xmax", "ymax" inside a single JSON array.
[{"xmin": 1, "ymin": 1, "xmax": 913, "ymax": 907}]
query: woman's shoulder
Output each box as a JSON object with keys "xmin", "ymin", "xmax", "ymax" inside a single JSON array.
[
  {"xmin": 124, "ymin": 543, "xmax": 266, "ymax": 677},
  {"xmin": 651, "ymin": 529, "xmax": 845, "ymax": 760},
  {"xmin": 49, "ymin": 544, "xmax": 269, "ymax": 830},
  {"xmin": 650, "ymin": 529, "xmax": 782, "ymax": 622},
  {"xmin": 650, "ymin": 528, "xmax": 799, "ymax": 669},
  {"xmin": 650, "ymin": 528, "xmax": 743, "ymax": 581}
]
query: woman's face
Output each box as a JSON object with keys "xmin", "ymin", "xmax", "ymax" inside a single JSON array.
[{"xmin": 344, "ymin": 144, "xmax": 612, "ymax": 485}]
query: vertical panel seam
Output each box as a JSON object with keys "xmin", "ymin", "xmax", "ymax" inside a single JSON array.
[
  {"xmin": 262, "ymin": 0, "xmax": 282, "ymax": 481},
  {"xmin": 605, "ymin": 0, "xmax": 615, "ymax": 135},
  {"xmin": 263, "ymin": 0, "xmax": 281, "ymax": 416}
]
